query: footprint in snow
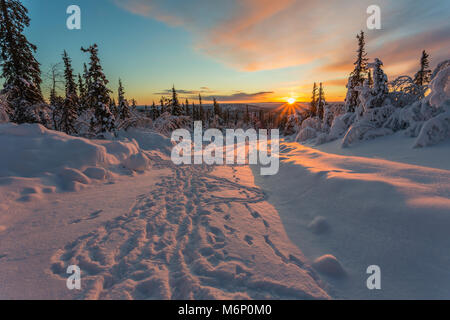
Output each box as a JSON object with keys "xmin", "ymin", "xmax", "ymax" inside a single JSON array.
[{"xmin": 70, "ymin": 210, "xmax": 103, "ymax": 224}]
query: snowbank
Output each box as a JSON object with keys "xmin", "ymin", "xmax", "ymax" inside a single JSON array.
[
  {"xmin": 118, "ymin": 127, "xmax": 173, "ymax": 155},
  {"xmin": 0, "ymin": 123, "xmax": 172, "ymax": 204}
]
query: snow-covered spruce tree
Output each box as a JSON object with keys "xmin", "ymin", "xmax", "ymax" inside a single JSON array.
[
  {"xmin": 413, "ymin": 60, "xmax": 450, "ymax": 147},
  {"xmin": 213, "ymin": 97, "xmax": 222, "ymax": 119},
  {"xmin": 342, "ymin": 58, "xmax": 392, "ymax": 147},
  {"xmin": 82, "ymin": 63, "xmax": 91, "ymax": 90},
  {"xmin": 49, "ymin": 92, "xmax": 64, "ymax": 131},
  {"xmin": 117, "ymin": 79, "xmax": 130, "ymax": 121},
  {"xmin": 414, "ymin": 50, "xmax": 432, "ymax": 88},
  {"xmin": 368, "ymin": 58, "xmax": 388, "ymax": 109},
  {"xmin": 0, "ymin": 0, "xmax": 46, "ymax": 124},
  {"xmin": 198, "ymin": 94, "xmax": 205, "ymax": 123},
  {"xmin": 244, "ymin": 105, "xmax": 250, "ymax": 125},
  {"xmin": 317, "ymin": 83, "xmax": 326, "ymax": 120},
  {"xmin": 184, "ymin": 99, "xmax": 190, "ymax": 116},
  {"xmin": 57, "ymin": 50, "xmax": 79, "ymax": 135},
  {"xmin": 170, "ymin": 85, "xmax": 183, "ymax": 116},
  {"xmin": 191, "ymin": 102, "xmax": 197, "ymax": 120},
  {"xmin": 110, "ymin": 98, "xmax": 117, "ymax": 117},
  {"xmin": 160, "ymin": 97, "xmax": 166, "ymax": 114},
  {"xmin": 81, "ymin": 44, "xmax": 115, "ymax": 134},
  {"xmin": 151, "ymin": 101, "xmax": 159, "ymax": 120},
  {"xmin": 80, "ymin": 63, "xmax": 92, "ymax": 114},
  {"xmin": 368, "ymin": 69, "xmax": 373, "ymax": 87},
  {"xmin": 49, "ymin": 87, "xmax": 59, "ymax": 129},
  {"xmin": 210, "ymin": 98, "xmax": 222, "ymax": 127},
  {"xmin": 345, "ymin": 31, "xmax": 369, "ymax": 113},
  {"xmin": 310, "ymin": 82, "xmax": 318, "ymax": 117},
  {"xmin": 77, "ymin": 73, "xmax": 87, "ymax": 113}
]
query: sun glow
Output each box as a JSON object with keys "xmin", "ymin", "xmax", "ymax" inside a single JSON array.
[{"xmin": 287, "ymin": 98, "xmax": 296, "ymax": 105}]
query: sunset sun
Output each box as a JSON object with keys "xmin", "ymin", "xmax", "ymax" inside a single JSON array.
[{"xmin": 287, "ymin": 98, "xmax": 296, "ymax": 105}]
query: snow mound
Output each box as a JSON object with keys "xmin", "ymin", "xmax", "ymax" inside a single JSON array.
[
  {"xmin": 308, "ymin": 216, "xmax": 329, "ymax": 234},
  {"xmin": 414, "ymin": 104, "xmax": 450, "ymax": 148},
  {"xmin": 118, "ymin": 128, "xmax": 173, "ymax": 154},
  {"xmin": 59, "ymin": 168, "xmax": 91, "ymax": 185},
  {"xmin": 0, "ymin": 123, "xmax": 164, "ymax": 203},
  {"xmin": 313, "ymin": 255, "xmax": 346, "ymax": 277},
  {"xmin": 123, "ymin": 153, "xmax": 150, "ymax": 171},
  {"xmin": 83, "ymin": 167, "xmax": 108, "ymax": 180}
]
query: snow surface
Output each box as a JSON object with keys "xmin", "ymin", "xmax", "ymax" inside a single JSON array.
[
  {"xmin": 0, "ymin": 123, "xmax": 171, "ymax": 208},
  {"xmin": 252, "ymin": 136, "xmax": 450, "ymax": 299},
  {"xmin": 1, "ymin": 122, "xmax": 449, "ymax": 299},
  {"xmin": 0, "ymin": 124, "xmax": 327, "ymax": 299}
]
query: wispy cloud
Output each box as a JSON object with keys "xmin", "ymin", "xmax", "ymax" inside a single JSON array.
[
  {"xmin": 204, "ymin": 91, "xmax": 274, "ymax": 102},
  {"xmin": 154, "ymin": 88, "xmax": 211, "ymax": 96},
  {"xmin": 154, "ymin": 88, "xmax": 274, "ymax": 102},
  {"xmin": 114, "ymin": 0, "xmax": 449, "ymax": 76}
]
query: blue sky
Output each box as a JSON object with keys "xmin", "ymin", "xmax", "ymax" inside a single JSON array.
[{"xmin": 20, "ymin": 0, "xmax": 450, "ymax": 104}]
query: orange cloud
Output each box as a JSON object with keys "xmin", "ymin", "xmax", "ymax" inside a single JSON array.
[{"xmin": 114, "ymin": 0, "xmax": 449, "ymax": 75}]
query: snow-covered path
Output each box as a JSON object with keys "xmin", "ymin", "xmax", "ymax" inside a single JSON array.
[
  {"xmin": 0, "ymin": 153, "xmax": 328, "ymax": 299},
  {"xmin": 49, "ymin": 157, "xmax": 328, "ymax": 300}
]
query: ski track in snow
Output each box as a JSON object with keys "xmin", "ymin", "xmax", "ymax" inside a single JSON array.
[{"xmin": 50, "ymin": 157, "xmax": 328, "ymax": 300}]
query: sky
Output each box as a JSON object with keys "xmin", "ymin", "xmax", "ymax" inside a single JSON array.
[{"xmin": 21, "ymin": 0, "xmax": 450, "ymax": 104}]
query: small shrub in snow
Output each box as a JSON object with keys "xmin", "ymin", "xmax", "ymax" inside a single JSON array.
[
  {"xmin": 153, "ymin": 112, "xmax": 191, "ymax": 136},
  {"xmin": 284, "ymin": 113, "xmax": 301, "ymax": 136},
  {"xmin": 389, "ymin": 76, "xmax": 424, "ymax": 108},
  {"xmin": 295, "ymin": 104, "xmax": 347, "ymax": 144}
]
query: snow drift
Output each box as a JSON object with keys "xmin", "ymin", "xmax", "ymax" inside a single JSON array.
[{"xmin": 0, "ymin": 123, "xmax": 172, "ymax": 204}]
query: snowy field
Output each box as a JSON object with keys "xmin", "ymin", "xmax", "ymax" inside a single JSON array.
[
  {"xmin": 0, "ymin": 121, "xmax": 449, "ymax": 299},
  {"xmin": 253, "ymin": 135, "xmax": 450, "ymax": 299},
  {"xmin": 0, "ymin": 124, "xmax": 328, "ymax": 299}
]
